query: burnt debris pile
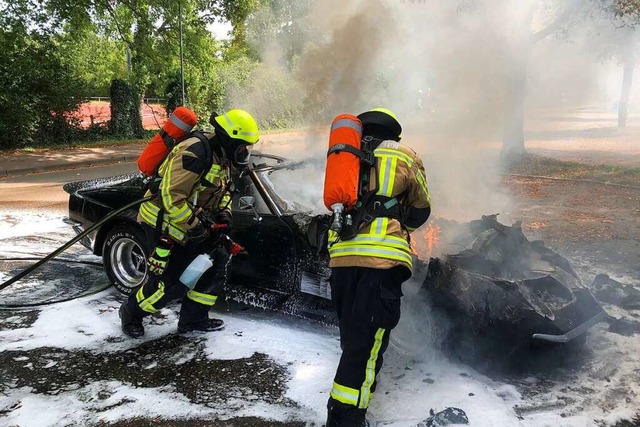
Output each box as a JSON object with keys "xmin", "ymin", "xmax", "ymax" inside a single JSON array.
[{"xmin": 421, "ymin": 215, "xmax": 605, "ymax": 368}]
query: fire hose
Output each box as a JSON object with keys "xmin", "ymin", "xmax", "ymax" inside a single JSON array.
[{"xmin": 0, "ymin": 196, "xmax": 153, "ymax": 295}]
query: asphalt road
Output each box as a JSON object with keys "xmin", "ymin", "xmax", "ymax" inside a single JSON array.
[{"xmin": 0, "ymin": 162, "xmax": 138, "ymax": 211}]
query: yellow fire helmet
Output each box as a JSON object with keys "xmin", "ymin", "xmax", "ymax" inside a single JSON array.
[{"xmin": 212, "ymin": 109, "xmax": 260, "ymax": 145}]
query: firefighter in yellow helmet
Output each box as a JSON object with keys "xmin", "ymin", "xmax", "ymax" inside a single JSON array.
[
  {"xmin": 119, "ymin": 109, "xmax": 259, "ymax": 338},
  {"xmin": 325, "ymin": 108, "xmax": 431, "ymax": 426}
]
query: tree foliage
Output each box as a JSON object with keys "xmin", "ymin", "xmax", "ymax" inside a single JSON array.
[
  {"xmin": 0, "ymin": 0, "xmax": 313, "ymax": 148},
  {"xmin": 0, "ymin": 19, "xmax": 88, "ymax": 148}
]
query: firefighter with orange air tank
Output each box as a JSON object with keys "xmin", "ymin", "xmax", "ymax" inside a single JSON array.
[
  {"xmin": 119, "ymin": 109, "xmax": 259, "ymax": 338},
  {"xmin": 323, "ymin": 108, "xmax": 432, "ymax": 426}
]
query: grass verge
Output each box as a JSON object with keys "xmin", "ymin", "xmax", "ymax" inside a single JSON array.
[{"xmin": 508, "ymin": 154, "xmax": 640, "ymax": 187}]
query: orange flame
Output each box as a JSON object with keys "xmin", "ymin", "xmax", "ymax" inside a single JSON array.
[
  {"xmin": 424, "ymin": 223, "xmax": 442, "ymax": 257},
  {"xmin": 411, "ymin": 222, "xmax": 442, "ymax": 259},
  {"xmin": 411, "ymin": 236, "xmax": 419, "ymax": 256}
]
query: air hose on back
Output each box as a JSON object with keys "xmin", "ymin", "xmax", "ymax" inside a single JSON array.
[{"xmin": 0, "ymin": 195, "xmax": 153, "ymax": 293}]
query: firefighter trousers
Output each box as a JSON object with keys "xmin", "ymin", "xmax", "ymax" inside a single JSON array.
[
  {"xmin": 125, "ymin": 225, "xmax": 232, "ymax": 325},
  {"xmin": 329, "ymin": 265, "xmax": 409, "ymax": 409}
]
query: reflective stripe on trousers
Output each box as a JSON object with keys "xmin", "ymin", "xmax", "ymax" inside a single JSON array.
[
  {"xmin": 186, "ymin": 290, "xmax": 218, "ymax": 306},
  {"xmin": 330, "ymin": 327, "xmax": 386, "ymax": 408},
  {"xmin": 136, "ymin": 280, "xmax": 166, "ymax": 313}
]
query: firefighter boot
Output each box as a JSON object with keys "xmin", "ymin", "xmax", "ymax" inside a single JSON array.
[
  {"xmin": 326, "ymin": 398, "xmax": 370, "ymax": 427},
  {"xmin": 177, "ymin": 317, "xmax": 225, "ymax": 333},
  {"xmin": 178, "ymin": 293, "xmax": 225, "ymax": 333},
  {"xmin": 119, "ymin": 303, "xmax": 144, "ymax": 338}
]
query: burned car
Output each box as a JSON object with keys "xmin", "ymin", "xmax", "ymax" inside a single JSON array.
[
  {"xmin": 63, "ymin": 155, "xmax": 605, "ymax": 352},
  {"xmin": 422, "ymin": 215, "xmax": 606, "ymax": 362},
  {"xmin": 63, "ymin": 154, "xmax": 335, "ymax": 322}
]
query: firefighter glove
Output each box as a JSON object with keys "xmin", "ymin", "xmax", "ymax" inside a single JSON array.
[
  {"xmin": 148, "ymin": 247, "xmax": 171, "ymax": 275},
  {"xmin": 188, "ymin": 223, "xmax": 211, "ymax": 244},
  {"xmin": 214, "ymin": 210, "xmax": 233, "ymax": 230}
]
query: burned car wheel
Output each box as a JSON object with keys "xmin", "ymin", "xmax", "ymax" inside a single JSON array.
[{"xmin": 103, "ymin": 224, "xmax": 150, "ymax": 295}]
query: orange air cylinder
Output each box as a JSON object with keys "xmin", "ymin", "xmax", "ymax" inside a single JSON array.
[
  {"xmin": 323, "ymin": 114, "xmax": 363, "ymax": 212},
  {"xmin": 137, "ymin": 106, "xmax": 198, "ymax": 176}
]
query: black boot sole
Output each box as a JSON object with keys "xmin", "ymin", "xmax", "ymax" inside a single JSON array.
[
  {"xmin": 177, "ymin": 323, "xmax": 225, "ymax": 333},
  {"xmin": 119, "ymin": 305, "xmax": 145, "ymax": 338}
]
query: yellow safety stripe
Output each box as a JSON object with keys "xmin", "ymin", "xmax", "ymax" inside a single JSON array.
[
  {"xmin": 155, "ymin": 247, "xmax": 170, "ymax": 257},
  {"xmin": 136, "ymin": 281, "xmax": 165, "ymax": 313},
  {"xmin": 378, "ymin": 156, "xmax": 398, "ymax": 197},
  {"xmin": 374, "ymin": 148, "xmax": 414, "ymax": 167},
  {"xmin": 161, "ymin": 156, "xmax": 192, "ymax": 222},
  {"xmin": 415, "ymin": 168, "xmax": 430, "ymax": 202},
  {"xmin": 328, "ymin": 229, "xmax": 340, "ymax": 246},
  {"xmin": 371, "ymin": 217, "xmax": 388, "ymax": 236},
  {"xmin": 219, "ymin": 192, "xmax": 231, "ymax": 209},
  {"xmin": 139, "ymin": 202, "xmax": 186, "ymax": 241},
  {"xmin": 339, "ymin": 235, "xmax": 410, "ymax": 250},
  {"xmin": 204, "ymin": 164, "xmax": 224, "ymax": 184},
  {"xmin": 359, "ymin": 328, "xmax": 385, "ymax": 408},
  {"xmin": 328, "ymin": 245, "xmax": 413, "ymax": 266},
  {"xmin": 330, "ymin": 382, "xmax": 360, "ymax": 406},
  {"xmin": 187, "ymin": 290, "xmax": 218, "ymax": 306}
]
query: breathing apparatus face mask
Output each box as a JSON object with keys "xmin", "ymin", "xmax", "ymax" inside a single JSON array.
[
  {"xmin": 227, "ymin": 139, "xmax": 251, "ymax": 168},
  {"xmin": 217, "ymin": 134, "xmax": 250, "ymax": 168},
  {"xmin": 212, "ymin": 120, "xmax": 252, "ymax": 168}
]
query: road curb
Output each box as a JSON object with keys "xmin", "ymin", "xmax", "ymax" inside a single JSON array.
[{"xmin": 0, "ymin": 156, "xmax": 137, "ymax": 178}]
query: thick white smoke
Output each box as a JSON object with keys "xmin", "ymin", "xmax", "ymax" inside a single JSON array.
[{"xmin": 241, "ymin": 0, "xmax": 631, "ymax": 221}]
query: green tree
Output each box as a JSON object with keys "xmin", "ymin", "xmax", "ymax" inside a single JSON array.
[
  {"xmin": 57, "ymin": 25, "xmax": 128, "ymax": 96},
  {"xmin": 0, "ymin": 21, "xmax": 87, "ymax": 148}
]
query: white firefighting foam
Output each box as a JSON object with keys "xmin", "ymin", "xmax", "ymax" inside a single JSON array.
[{"xmin": 0, "ymin": 211, "xmax": 638, "ymax": 426}]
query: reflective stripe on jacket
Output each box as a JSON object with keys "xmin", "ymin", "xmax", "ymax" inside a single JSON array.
[
  {"xmin": 328, "ymin": 141, "xmax": 431, "ymax": 272},
  {"xmin": 138, "ymin": 132, "xmax": 231, "ymax": 244}
]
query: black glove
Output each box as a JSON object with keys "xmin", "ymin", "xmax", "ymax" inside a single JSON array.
[
  {"xmin": 187, "ymin": 222, "xmax": 210, "ymax": 244},
  {"xmin": 214, "ymin": 210, "xmax": 233, "ymax": 229}
]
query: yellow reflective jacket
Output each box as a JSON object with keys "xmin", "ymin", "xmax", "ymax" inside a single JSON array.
[
  {"xmin": 328, "ymin": 140, "xmax": 431, "ymax": 273},
  {"xmin": 138, "ymin": 131, "xmax": 232, "ymax": 244}
]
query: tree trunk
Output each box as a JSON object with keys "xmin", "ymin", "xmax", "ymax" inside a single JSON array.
[
  {"xmin": 502, "ymin": 46, "xmax": 530, "ymax": 158},
  {"xmin": 502, "ymin": 6, "xmax": 534, "ymax": 159},
  {"xmin": 109, "ymin": 79, "xmax": 145, "ymax": 138},
  {"xmin": 618, "ymin": 33, "xmax": 636, "ymax": 128}
]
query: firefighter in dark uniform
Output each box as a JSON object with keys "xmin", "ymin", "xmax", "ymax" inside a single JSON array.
[
  {"xmin": 325, "ymin": 108, "xmax": 431, "ymax": 426},
  {"xmin": 119, "ymin": 109, "xmax": 259, "ymax": 338}
]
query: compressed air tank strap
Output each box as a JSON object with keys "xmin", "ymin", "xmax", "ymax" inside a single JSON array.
[
  {"xmin": 158, "ymin": 128, "xmax": 174, "ymax": 148},
  {"xmin": 327, "ymin": 144, "xmax": 374, "ymax": 165},
  {"xmin": 361, "ymin": 195, "xmax": 402, "ymax": 224}
]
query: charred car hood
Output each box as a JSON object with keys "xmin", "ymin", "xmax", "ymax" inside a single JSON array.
[{"xmin": 424, "ymin": 215, "xmax": 606, "ymax": 343}]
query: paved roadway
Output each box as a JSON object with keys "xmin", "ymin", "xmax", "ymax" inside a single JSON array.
[{"xmin": 0, "ymin": 162, "xmax": 138, "ymax": 211}]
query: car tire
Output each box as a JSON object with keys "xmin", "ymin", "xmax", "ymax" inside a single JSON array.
[{"xmin": 103, "ymin": 223, "xmax": 151, "ymax": 295}]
